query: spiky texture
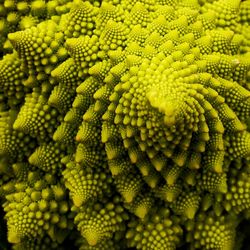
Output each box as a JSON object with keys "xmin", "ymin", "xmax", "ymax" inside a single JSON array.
[
  {"xmin": 0, "ymin": 0, "xmax": 250, "ymax": 249},
  {"xmin": 3, "ymin": 171, "xmax": 74, "ymax": 244}
]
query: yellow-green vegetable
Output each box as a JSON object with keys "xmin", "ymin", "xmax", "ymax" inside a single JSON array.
[{"xmin": 0, "ymin": 0, "xmax": 250, "ymax": 249}]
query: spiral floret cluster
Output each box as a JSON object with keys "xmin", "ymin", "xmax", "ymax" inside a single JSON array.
[{"xmin": 0, "ymin": 0, "xmax": 250, "ymax": 249}]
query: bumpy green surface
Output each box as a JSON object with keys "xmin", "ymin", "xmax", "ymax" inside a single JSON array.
[{"xmin": 0, "ymin": 0, "xmax": 250, "ymax": 249}]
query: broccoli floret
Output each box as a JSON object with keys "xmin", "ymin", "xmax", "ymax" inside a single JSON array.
[{"xmin": 0, "ymin": 0, "xmax": 250, "ymax": 249}]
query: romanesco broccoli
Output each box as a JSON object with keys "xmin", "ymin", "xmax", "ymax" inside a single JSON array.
[{"xmin": 0, "ymin": 0, "xmax": 250, "ymax": 249}]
